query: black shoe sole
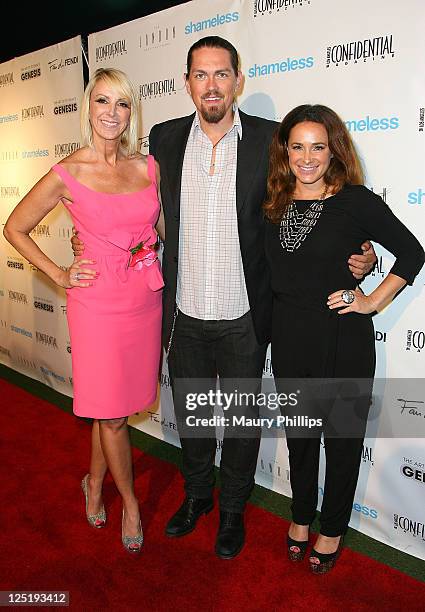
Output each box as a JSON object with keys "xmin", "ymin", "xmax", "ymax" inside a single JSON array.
[{"xmin": 165, "ymin": 504, "xmax": 214, "ymax": 538}]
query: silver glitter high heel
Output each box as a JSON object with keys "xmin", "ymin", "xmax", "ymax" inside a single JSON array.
[
  {"xmin": 122, "ymin": 508, "xmax": 143, "ymax": 553},
  {"xmin": 81, "ymin": 474, "xmax": 106, "ymax": 528}
]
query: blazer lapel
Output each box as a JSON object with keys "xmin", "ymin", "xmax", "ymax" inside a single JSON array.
[
  {"xmin": 163, "ymin": 114, "xmax": 194, "ymax": 219},
  {"xmin": 236, "ymin": 111, "xmax": 266, "ymax": 214}
]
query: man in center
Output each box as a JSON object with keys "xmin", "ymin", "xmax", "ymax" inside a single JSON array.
[{"xmin": 148, "ymin": 36, "xmax": 376, "ymax": 559}]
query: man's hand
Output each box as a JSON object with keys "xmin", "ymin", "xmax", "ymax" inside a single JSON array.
[
  {"xmin": 71, "ymin": 229, "xmax": 85, "ymax": 257},
  {"xmin": 348, "ymin": 240, "xmax": 377, "ymax": 280}
]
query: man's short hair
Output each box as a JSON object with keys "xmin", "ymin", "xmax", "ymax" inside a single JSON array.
[{"xmin": 186, "ymin": 36, "xmax": 239, "ymax": 77}]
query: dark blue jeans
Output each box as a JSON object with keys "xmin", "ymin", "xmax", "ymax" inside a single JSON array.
[{"xmin": 168, "ymin": 310, "xmax": 268, "ymax": 513}]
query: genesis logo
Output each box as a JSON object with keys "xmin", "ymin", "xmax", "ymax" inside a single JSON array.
[
  {"xmin": 9, "ymin": 290, "xmax": 28, "ymax": 304},
  {"xmin": 253, "ymin": 0, "xmax": 311, "ymax": 17},
  {"xmin": 326, "ymin": 34, "xmax": 394, "ymax": 68},
  {"xmin": 53, "ymin": 100, "xmax": 78, "ymax": 115},
  {"xmin": 400, "ymin": 464, "xmax": 425, "ymax": 484},
  {"xmin": 30, "ymin": 224, "xmax": 50, "ymax": 238},
  {"xmin": 21, "ymin": 65, "xmax": 41, "ymax": 80}
]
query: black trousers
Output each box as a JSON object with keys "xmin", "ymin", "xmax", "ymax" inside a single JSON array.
[
  {"xmin": 272, "ymin": 301, "xmax": 376, "ymax": 537},
  {"xmin": 168, "ymin": 310, "xmax": 268, "ymax": 513}
]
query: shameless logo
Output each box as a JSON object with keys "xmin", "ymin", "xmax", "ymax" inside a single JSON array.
[
  {"xmin": 48, "ymin": 56, "xmax": 79, "ymax": 72},
  {"xmin": 1, "ymin": 186, "xmax": 20, "ymax": 198},
  {"xmin": 139, "ymin": 78, "xmax": 176, "ymax": 100},
  {"xmin": 253, "ymin": 0, "xmax": 311, "ymax": 17},
  {"xmin": 55, "ymin": 142, "xmax": 80, "ymax": 158},
  {"xmin": 21, "ymin": 105, "xmax": 44, "ymax": 120},
  {"xmin": 393, "ymin": 514, "xmax": 425, "ymax": 540},
  {"xmin": 139, "ymin": 25, "xmax": 176, "ymax": 50},
  {"xmin": 0, "ymin": 71, "xmax": 14, "ymax": 86},
  {"xmin": 36, "ymin": 331, "xmax": 58, "ymax": 349},
  {"xmin": 95, "ymin": 40, "xmax": 127, "ymax": 62},
  {"xmin": 326, "ymin": 34, "xmax": 394, "ymax": 68}
]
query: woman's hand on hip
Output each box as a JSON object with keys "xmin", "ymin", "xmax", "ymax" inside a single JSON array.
[
  {"xmin": 327, "ymin": 288, "xmax": 376, "ymax": 315},
  {"xmin": 59, "ymin": 258, "xmax": 98, "ymax": 288}
]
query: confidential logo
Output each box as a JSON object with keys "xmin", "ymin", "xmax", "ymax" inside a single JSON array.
[
  {"xmin": 393, "ymin": 514, "xmax": 425, "ymax": 540},
  {"xmin": 95, "ymin": 40, "xmax": 127, "ymax": 62},
  {"xmin": 21, "ymin": 105, "xmax": 44, "ymax": 120},
  {"xmin": 139, "ymin": 78, "xmax": 176, "ymax": 100},
  {"xmin": 11, "ymin": 325, "xmax": 32, "ymax": 337},
  {"xmin": 185, "ymin": 11, "xmax": 239, "ymax": 35},
  {"xmin": 375, "ymin": 331, "xmax": 387, "ymax": 343},
  {"xmin": 326, "ymin": 34, "xmax": 394, "ymax": 68},
  {"xmin": 48, "ymin": 56, "xmax": 79, "ymax": 72},
  {"xmin": 36, "ymin": 332, "xmax": 58, "ymax": 349},
  {"xmin": 0, "ymin": 114, "xmax": 18, "ymax": 124},
  {"xmin": 362, "ymin": 444, "xmax": 374, "ymax": 465},
  {"xmin": 139, "ymin": 25, "xmax": 176, "ymax": 49},
  {"xmin": 30, "ymin": 224, "xmax": 50, "ymax": 238},
  {"xmin": 1, "ymin": 186, "xmax": 20, "ymax": 198},
  {"xmin": 401, "ymin": 465, "xmax": 425, "ymax": 484},
  {"xmin": 9, "ymin": 290, "xmax": 28, "ymax": 304},
  {"xmin": 34, "ymin": 300, "xmax": 54, "ymax": 313},
  {"xmin": 53, "ymin": 102, "xmax": 77, "ymax": 115},
  {"xmin": 7, "ymin": 259, "xmax": 24, "ymax": 270},
  {"xmin": 253, "ymin": 0, "xmax": 311, "ymax": 17},
  {"xmin": 0, "ymin": 71, "xmax": 14, "ymax": 86},
  {"xmin": 406, "ymin": 330, "xmax": 424, "ymax": 352},
  {"xmin": 54, "ymin": 142, "xmax": 80, "ymax": 157},
  {"xmin": 248, "ymin": 55, "xmax": 314, "ymax": 78},
  {"xmin": 21, "ymin": 66, "xmax": 41, "ymax": 80}
]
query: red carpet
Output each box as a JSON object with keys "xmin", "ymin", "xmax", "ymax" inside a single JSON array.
[{"xmin": 1, "ymin": 377, "xmax": 424, "ymax": 611}]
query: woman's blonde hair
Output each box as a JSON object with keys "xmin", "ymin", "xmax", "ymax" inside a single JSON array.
[{"xmin": 80, "ymin": 68, "xmax": 140, "ymax": 156}]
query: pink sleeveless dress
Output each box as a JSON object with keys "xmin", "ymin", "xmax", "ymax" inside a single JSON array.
[{"xmin": 52, "ymin": 155, "xmax": 163, "ymax": 419}]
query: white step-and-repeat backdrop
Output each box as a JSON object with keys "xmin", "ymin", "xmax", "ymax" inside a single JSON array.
[{"xmin": 1, "ymin": 1, "xmax": 424, "ymax": 560}]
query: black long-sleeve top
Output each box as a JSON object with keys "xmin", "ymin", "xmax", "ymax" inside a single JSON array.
[{"xmin": 265, "ymin": 184, "xmax": 424, "ymax": 312}]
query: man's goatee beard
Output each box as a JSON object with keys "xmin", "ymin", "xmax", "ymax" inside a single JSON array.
[{"xmin": 200, "ymin": 105, "xmax": 226, "ymax": 124}]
